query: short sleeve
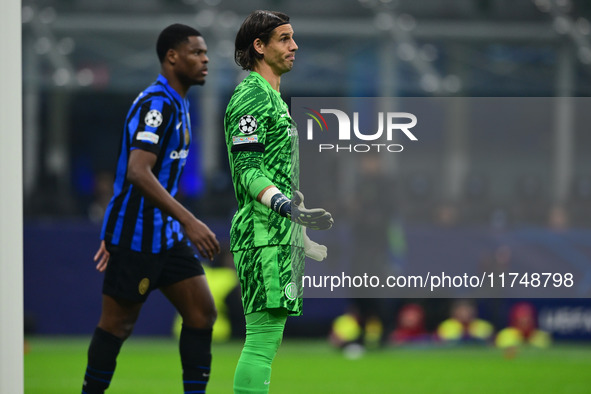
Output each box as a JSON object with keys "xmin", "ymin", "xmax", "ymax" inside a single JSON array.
[{"xmin": 129, "ymin": 98, "xmax": 174, "ymax": 155}]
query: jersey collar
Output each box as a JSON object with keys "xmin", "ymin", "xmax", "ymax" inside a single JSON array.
[
  {"xmin": 250, "ymin": 71, "xmax": 281, "ymax": 97},
  {"xmin": 157, "ymin": 74, "xmax": 186, "ymax": 104}
]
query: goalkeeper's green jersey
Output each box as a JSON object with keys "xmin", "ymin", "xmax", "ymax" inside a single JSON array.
[{"xmin": 224, "ymin": 71, "xmax": 301, "ymax": 252}]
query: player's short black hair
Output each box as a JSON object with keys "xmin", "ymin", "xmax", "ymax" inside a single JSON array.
[
  {"xmin": 156, "ymin": 24, "xmax": 202, "ymax": 63},
  {"xmin": 234, "ymin": 10, "xmax": 290, "ymax": 71}
]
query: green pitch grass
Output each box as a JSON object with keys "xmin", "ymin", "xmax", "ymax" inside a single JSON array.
[{"xmin": 25, "ymin": 337, "xmax": 591, "ymax": 393}]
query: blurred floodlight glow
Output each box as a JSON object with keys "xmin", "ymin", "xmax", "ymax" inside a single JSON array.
[
  {"xmin": 577, "ymin": 46, "xmax": 591, "ymax": 64},
  {"xmin": 443, "ymin": 75, "xmax": 462, "ymax": 93},
  {"xmin": 553, "ymin": 16, "xmax": 571, "ymax": 34},
  {"xmin": 576, "ymin": 18, "xmax": 591, "ymax": 35},
  {"xmin": 76, "ymin": 68, "xmax": 95, "ymax": 86},
  {"xmin": 534, "ymin": 0, "xmax": 552, "ymax": 13},
  {"xmin": 57, "ymin": 37, "xmax": 75, "ymax": 55},
  {"xmin": 419, "ymin": 44, "xmax": 438, "ymax": 62},
  {"xmin": 22, "ymin": 6, "xmax": 34, "ymax": 23},
  {"xmin": 195, "ymin": 9, "xmax": 216, "ymax": 28},
  {"xmin": 218, "ymin": 11, "xmax": 238, "ymax": 30},
  {"xmin": 34, "ymin": 37, "xmax": 51, "ymax": 55},
  {"xmin": 420, "ymin": 74, "xmax": 440, "ymax": 92},
  {"xmin": 218, "ymin": 39, "xmax": 234, "ymax": 58},
  {"xmin": 397, "ymin": 42, "xmax": 416, "ymax": 62},
  {"xmin": 374, "ymin": 12, "xmax": 395, "ymax": 31},
  {"xmin": 555, "ymin": 0, "xmax": 572, "ymax": 12},
  {"xmin": 38, "ymin": 7, "xmax": 57, "ymax": 24},
  {"xmin": 53, "ymin": 68, "xmax": 71, "ymax": 86},
  {"xmin": 397, "ymin": 13, "xmax": 417, "ymax": 32}
]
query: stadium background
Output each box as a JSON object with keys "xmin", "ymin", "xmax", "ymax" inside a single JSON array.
[{"xmin": 20, "ymin": 0, "xmax": 591, "ymax": 392}]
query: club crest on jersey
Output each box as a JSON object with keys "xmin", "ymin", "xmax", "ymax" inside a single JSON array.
[
  {"xmin": 138, "ymin": 278, "xmax": 150, "ymax": 295},
  {"xmin": 145, "ymin": 109, "xmax": 163, "ymax": 128},
  {"xmin": 238, "ymin": 114, "xmax": 258, "ymax": 134}
]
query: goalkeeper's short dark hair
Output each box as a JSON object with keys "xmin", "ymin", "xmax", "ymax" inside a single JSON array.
[
  {"xmin": 157, "ymin": 24, "xmax": 202, "ymax": 63},
  {"xmin": 234, "ymin": 10, "xmax": 290, "ymax": 71}
]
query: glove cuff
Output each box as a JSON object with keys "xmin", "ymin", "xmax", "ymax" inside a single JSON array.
[
  {"xmin": 260, "ymin": 186, "xmax": 281, "ymax": 207},
  {"xmin": 260, "ymin": 186, "xmax": 292, "ymax": 218},
  {"xmin": 270, "ymin": 193, "xmax": 291, "ymax": 218}
]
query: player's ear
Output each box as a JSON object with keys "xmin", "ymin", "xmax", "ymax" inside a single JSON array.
[
  {"xmin": 166, "ymin": 48, "xmax": 178, "ymax": 65},
  {"xmin": 253, "ymin": 38, "xmax": 264, "ymax": 56}
]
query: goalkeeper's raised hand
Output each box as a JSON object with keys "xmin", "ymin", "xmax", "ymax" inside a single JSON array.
[{"xmin": 261, "ymin": 188, "xmax": 334, "ymax": 230}]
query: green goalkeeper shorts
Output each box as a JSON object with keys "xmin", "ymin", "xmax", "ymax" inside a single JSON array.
[{"xmin": 232, "ymin": 245, "xmax": 304, "ymax": 316}]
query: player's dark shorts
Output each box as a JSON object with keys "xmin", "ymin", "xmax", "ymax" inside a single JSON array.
[{"xmin": 103, "ymin": 241, "xmax": 205, "ymax": 303}]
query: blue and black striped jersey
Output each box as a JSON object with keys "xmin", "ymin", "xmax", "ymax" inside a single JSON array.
[{"xmin": 101, "ymin": 74, "xmax": 192, "ymax": 253}]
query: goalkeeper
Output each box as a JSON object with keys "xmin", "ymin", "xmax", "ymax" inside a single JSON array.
[{"xmin": 224, "ymin": 10, "xmax": 333, "ymax": 394}]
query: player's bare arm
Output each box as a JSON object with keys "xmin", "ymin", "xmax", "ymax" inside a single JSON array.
[{"xmin": 127, "ymin": 149, "xmax": 220, "ymax": 260}]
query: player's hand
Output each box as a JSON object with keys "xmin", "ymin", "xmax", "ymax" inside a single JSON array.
[
  {"xmin": 94, "ymin": 240, "xmax": 110, "ymax": 272},
  {"xmin": 184, "ymin": 218, "xmax": 220, "ymax": 261},
  {"xmin": 290, "ymin": 191, "xmax": 334, "ymax": 230},
  {"xmin": 303, "ymin": 227, "xmax": 328, "ymax": 261}
]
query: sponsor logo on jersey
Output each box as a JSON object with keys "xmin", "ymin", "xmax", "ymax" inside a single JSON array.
[
  {"xmin": 137, "ymin": 131, "xmax": 159, "ymax": 144},
  {"xmin": 287, "ymin": 126, "xmax": 298, "ymax": 137},
  {"xmin": 232, "ymin": 135, "xmax": 259, "ymax": 145},
  {"xmin": 170, "ymin": 149, "xmax": 189, "ymax": 160}
]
